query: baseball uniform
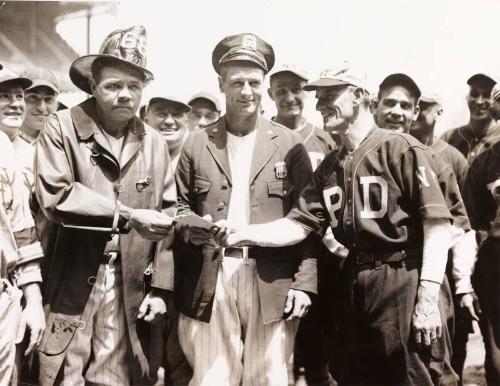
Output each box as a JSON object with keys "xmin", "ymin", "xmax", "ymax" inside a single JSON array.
[
  {"xmin": 287, "ymin": 126, "xmax": 457, "ymax": 386},
  {"xmin": 462, "ymin": 142, "xmax": 500, "ymax": 386},
  {"xmin": 441, "ymin": 123, "xmax": 500, "ymax": 164}
]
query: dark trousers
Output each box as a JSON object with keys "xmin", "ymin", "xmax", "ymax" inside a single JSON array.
[
  {"xmin": 330, "ymin": 260, "xmax": 456, "ymax": 386},
  {"xmin": 473, "ymin": 238, "xmax": 500, "ymax": 386},
  {"xmin": 294, "ymin": 247, "xmax": 343, "ymax": 386}
]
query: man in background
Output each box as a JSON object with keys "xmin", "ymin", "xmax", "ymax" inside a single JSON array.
[{"xmin": 187, "ymin": 91, "xmax": 221, "ymax": 130}]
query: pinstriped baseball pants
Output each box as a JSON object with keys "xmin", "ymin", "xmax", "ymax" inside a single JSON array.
[
  {"xmin": 0, "ymin": 280, "xmax": 22, "ymax": 386},
  {"xmin": 59, "ymin": 261, "xmax": 128, "ymax": 386},
  {"xmin": 178, "ymin": 257, "xmax": 299, "ymax": 386}
]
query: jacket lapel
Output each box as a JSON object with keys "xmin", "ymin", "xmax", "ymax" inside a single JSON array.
[
  {"xmin": 249, "ymin": 117, "xmax": 278, "ymax": 184},
  {"xmin": 206, "ymin": 119, "xmax": 232, "ymax": 184},
  {"xmin": 120, "ymin": 118, "xmax": 145, "ymax": 170}
]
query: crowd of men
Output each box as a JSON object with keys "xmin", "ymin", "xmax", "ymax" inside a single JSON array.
[{"xmin": 0, "ymin": 24, "xmax": 499, "ymax": 386}]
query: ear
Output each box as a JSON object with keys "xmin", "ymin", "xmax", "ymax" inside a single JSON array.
[
  {"xmin": 88, "ymin": 78, "xmax": 97, "ymax": 94},
  {"xmin": 412, "ymin": 104, "xmax": 420, "ymax": 122},
  {"xmin": 218, "ymin": 76, "xmax": 225, "ymax": 94},
  {"xmin": 267, "ymin": 87, "xmax": 275, "ymax": 101},
  {"xmin": 370, "ymin": 98, "xmax": 379, "ymax": 114},
  {"xmin": 435, "ymin": 106, "xmax": 444, "ymax": 118},
  {"xmin": 352, "ymin": 87, "xmax": 364, "ymax": 107}
]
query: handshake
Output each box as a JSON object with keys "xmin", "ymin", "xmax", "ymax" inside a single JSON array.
[
  {"xmin": 178, "ymin": 214, "xmax": 243, "ymax": 247},
  {"xmin": 128, "ymin": 209, "xmax": 175, "ymax": 241}
]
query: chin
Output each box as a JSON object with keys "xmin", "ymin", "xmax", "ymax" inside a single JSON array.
[{"xmin": 1, "ymin": 118, "xmax": 23, "ymax": 128}]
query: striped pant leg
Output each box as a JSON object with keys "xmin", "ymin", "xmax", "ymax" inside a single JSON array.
[
  {"xmin": 178, "ymin": 257, "xmax": 244, "ymax": 386},
  {"xmin": 238, "ymin": 261, "xmax": 299, "ymax": 386},
  {"xmin": 85, "ymin": 262, "xmax": 129, "ymax": 386},
  {"xmin": 0, "ymin": 282, "xmax": 22, "ymax": 386}
]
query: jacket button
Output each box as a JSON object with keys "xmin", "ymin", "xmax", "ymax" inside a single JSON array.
[{"xmin": 87, "ymin": 276, "xmax": 96, "ymax": 285}]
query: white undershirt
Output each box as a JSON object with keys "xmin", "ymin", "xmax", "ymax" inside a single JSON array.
[
  {"xmin": 100, "ymin": 129, "xmax": 125, "ymax": 252},
  {"xmin": 226, "ymin": 130, "xmax": 257, "ymax": 229}
]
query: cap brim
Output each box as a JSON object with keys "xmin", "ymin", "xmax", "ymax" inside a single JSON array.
[
  {"xmin": 188, "ymin": 96, "xmax": 220, "ymax": 112},
  {"xmin": 70, "ymin": 54, "xmax": 154, "ymax": 94},
  {"xmin": 303, "ymin": 78, "xmax": 351, "ymax": 91},
  {"xmin": 419, "ymin": 96, "xmax": 438, "ymax": 104},
  {"xmin": 0, "ymin": 76, "xmax": 33, "ymax": 89},
  {"xmin": 149, "ymin": 97, "xmax": 191, "ymax": 112},
  {"xmin": 27, "ymin": 79, "xmax": 60, "ymax": 93},
  {"xmin": 218, "ymin": 54, "xmax": 267, "ymax": 73}
]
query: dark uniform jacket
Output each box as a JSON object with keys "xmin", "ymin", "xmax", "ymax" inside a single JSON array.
[
  {"xmin": 34, "ymin": 98, "xmax": 176, "ymax": 384},
  {"xmin": 174, "ymin": 116, "xmax": 317, "ymax": 324}
]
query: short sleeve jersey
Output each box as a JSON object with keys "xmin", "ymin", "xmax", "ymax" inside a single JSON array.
[
  {"xmin": 288, "ymin": 127, "xmax": 452, "ymax": 252},
  {"xmin": 463, "ymin": 142, "xmax": 500, "ymax": 238}
]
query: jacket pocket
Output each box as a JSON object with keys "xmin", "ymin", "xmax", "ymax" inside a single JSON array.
[
  {"xmin": 267, "ymin": 180, "xmax": 294, "ymax": 198},
  {"xmin": 193, "ymin": 176, "xmax": 212, "ymax": 195}
]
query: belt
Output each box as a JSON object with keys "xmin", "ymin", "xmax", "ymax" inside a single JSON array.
[
  {"xmin": 350, "ymin": 249, "xmax": 420, "ymax": 268},
  {"xmin": 103, "ymin": 252, "xmax": 120, "ymax": 265},
  {"xmin": 222, "ymin": 247, "xmax": 256, "ymax": 259}
]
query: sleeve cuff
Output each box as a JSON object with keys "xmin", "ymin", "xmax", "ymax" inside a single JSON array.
[{"xmin": 14, "ymin": 261, "xmax": 42, "ymax": 287}]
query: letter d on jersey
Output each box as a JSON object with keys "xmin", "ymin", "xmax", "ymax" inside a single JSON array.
[{"xmin": 360, "ymin": 176, "xmax": 388, "ymax": 219}]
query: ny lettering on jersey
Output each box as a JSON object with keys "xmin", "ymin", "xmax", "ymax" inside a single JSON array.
[{"xmin": 289, "ymin": 127, "xmax": 452, "ymax": 252}]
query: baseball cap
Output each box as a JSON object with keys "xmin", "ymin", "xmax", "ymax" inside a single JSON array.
[
  {"xmin": 304, "ymin": 61, "xmax": 366, "ymax": 91},
  {"xmin": 269, "ymin": 64, "xmax": 308, "ymax": 82},
  {"xmin": 379, "ymin": 73, "xmax": 421, "ymax": 100},
  {"xmin": 188, "ymin": 92, "xmax": 221, "ymax": 112},
  {"xmin": 419, "ymin": 91, "xmax": 442, "ymax": 106},
  {"xmin": 467, "ymin": 73, "xmax": 497, "ymax": 88},
  {"xmin": 70, "ymin": 25, "xmax": 153, "ymax": 94},
  {"xmin": 212, "ymin": 33, "xmax": 275, "ymax": 75},
  {"xmin": 21, "ymin": 67, "xmax": 60, "ymax": 93},
  {"xmin": 0, "ymin": 64, "xmax": 32, "ymax": 89},
  {"xmin": 491, "ymin": 84, "xmax": 500, "ymax": 103},
  {"xmin": 148, "ymin": 96, "xmax": 191, "ymax": 113}
]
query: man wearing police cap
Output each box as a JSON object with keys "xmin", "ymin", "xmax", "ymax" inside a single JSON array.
[
  {"xmin": 174, "ymin": 33, "xmax": 316, "ymax": 385},
  {"xmin": 35, "ymin": 26, "xmax": 176, "ymax": 385}
]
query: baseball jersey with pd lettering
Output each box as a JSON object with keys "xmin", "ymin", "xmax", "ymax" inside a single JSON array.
[
  {"xmin": 288, "ymin": 127, "xmax": 454, "ymax": 253},
  {"xmin": 463, "ymin": 141, "xmax": 500, "ymax": 238},
  {"xmin": 296, "ymin": 122, "xmax": 336, "ymax": 170}
]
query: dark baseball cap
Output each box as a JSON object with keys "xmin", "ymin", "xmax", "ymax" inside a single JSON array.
[
  {"xmin": 467, "ymin": 73, "xmax": 497, "ymax": 88},
  {"xmin": 21, "ymin": 67, "xmax": 60, "ymax": 93},
  {"xmin": 379, "ymin": 73, "xmax": 421, "ymax": 100},
  {"xmin": 188, "ymin": 92, "xmax": 221, "ymax": 112},
  {"xmin": 0, "ymin": 65, "xmax": 32, "ymax": 89},
  {"xmin": 148, "ymin": 96, "xmax": 191, "ymax": 113},
  {"xmin": 212, "ymin": 33, "xmax": 275, "ymax": 75}
]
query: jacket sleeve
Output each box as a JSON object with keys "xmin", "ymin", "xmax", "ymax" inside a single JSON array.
[
  {"xmin": 151, "ymin": 139, "xmax": 177, "ymax": 290},
  {"xmin": 287, "ymin": 135, "xmax": 318, "ymax": 294},
  {"xmin": 35, "ymin": 114, "xmax": 126, "ymax": 228}
]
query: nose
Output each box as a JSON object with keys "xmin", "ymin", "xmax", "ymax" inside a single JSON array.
[
  {"xmin": 164, "ymin": 114, "xmax": 175, "ymax": 127},
  {"xmin": 9, "ymin": 96, "xmax": 23, "ymax": 109},
  {"xmin": 284, "ymin": 91, "xmax": 294, "ymax": 103},
  {"xmin": 36, "ymin": 99, "xmax": 47, "ymax": 113},
  {"xmin": 198, "ymin": 116, "xmax": 208, "ymax": 127},
  {"xmin": 241, "ymin": 81, "xmax": 252, "ymax": 97},
  {"xmin": 316, "ymin": 99, "xmax": 325, "ymax": 112},
  {"xmin": 390, "ymin": 104, "xmax": 403, "ymax": 116},
  {"xmin": 117, "ymin": 86, "xmax": 132, "ymax": 101}
]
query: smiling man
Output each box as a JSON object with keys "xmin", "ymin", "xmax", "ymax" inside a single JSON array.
[
  {"xmin": 441, "ymin": 73, "xmax": 500, "ymax": 163},
  {"xmin": 35, "ymin": 26, "xmax": 176, "ymax": 386},
  {"xmin": 144, "ymin": 96, "xmax": 190, "ymax": 169},
  {"xmin": 174, "ymin": 33, "xmax": 316, "ymax": 386},
  {"xmin": 221, "ymin": 62, "xmax": 460, "ymax": 386}
]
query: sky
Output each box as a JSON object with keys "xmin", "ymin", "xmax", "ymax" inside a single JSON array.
[{"xmin": 56, "ymin": 0, "xmax": 500, "ymax": 135}]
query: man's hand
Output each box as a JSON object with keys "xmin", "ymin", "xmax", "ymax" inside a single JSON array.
[
  {"xmin": 412, "ymin": 281, "xmax": 442, "ymax": 347},
  {"xmin": 458, "ymin": 292, "xmax": 481, "ymax": 322},
  {"xmin": 129, "ymin": 209, "xmax": 174, "ymax": 241},
  {"xmin": 137, "ymin": 291, "xmax": 167, "ymax": 323},
  {"xmin": 284, "ymin": 289, "xmax": 311, "ymax": 321},
  {"xmin": 17, "ymin": 283, "xmax": 45, "ymax": 355}
]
